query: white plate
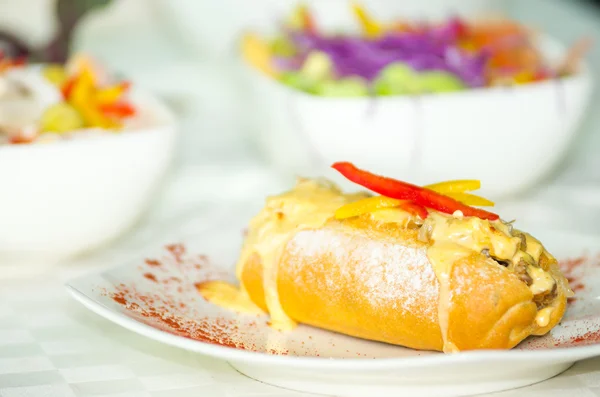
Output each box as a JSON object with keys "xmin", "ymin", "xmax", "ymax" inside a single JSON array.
[{"xmin": 66, "ymin": 224, "xmax": 600, "ymax": 397}]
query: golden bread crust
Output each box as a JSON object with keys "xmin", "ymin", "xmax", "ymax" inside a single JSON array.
[
  {"xmin": 241, "ymin": 216, "xmax": 568, "ymax": 352},
  {"xmin": 445, "ymin": 254, "xmax": 538, "ymax": 350}
]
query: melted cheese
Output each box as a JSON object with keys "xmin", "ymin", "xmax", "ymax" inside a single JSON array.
[
  {"xmin": 369, "ymin": 207, "xmax": 413, "ymax": 226},
  {"xmin": 196, "ymin": 281, "xmax": 264, "ymax": 315},
  {"xmin": 426, "ymin": 212, "xmax": 521, "ymax": 262},
  {"xmin": 512, "ymin": 250, "xmax": 534, "ymax": 266},
  {"xmin": 234, "ymin": 178, "xmax": 368, "ymax": 330},
  {"xmin": 524, "ymin": 234, "xmax": 544, "ymax": 263},
  {"xmin": 528, "ymin": 265, "xmax": 556, "ymax": 295},
  {"xmin": 201, "ymin": 178, "xmax": 559, "ymax": 350},
  {"xmin": 535, "ymin": 307, "xmax": 554, "ymax": 327},
  {"xmin": 426, "ymin": 242, "xmax": 474, "ymax": 352}
]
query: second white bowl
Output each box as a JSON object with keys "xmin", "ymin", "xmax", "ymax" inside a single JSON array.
[{"xmin": 244, "ymin": 36, "xmax": 593, "ymax": 198}]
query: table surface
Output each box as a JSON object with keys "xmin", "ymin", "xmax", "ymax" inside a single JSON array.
[
  {"xmin": 1, "ymin": 162, "xmax": 599, "ymax": 397},
  {"xmin": 3, "ymin": 0, "xmax": 600, "ymax": 396}
]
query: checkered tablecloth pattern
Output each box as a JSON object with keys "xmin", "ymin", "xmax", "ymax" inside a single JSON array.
[{"xmin": 0, "ymin": 275, "xmax": 307, "ymax": 397}]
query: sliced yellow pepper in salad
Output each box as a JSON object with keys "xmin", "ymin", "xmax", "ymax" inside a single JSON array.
[
  {"xmin": 95, "ymin": 82, "xmax": 130, "ymax": 105},
  {"xmin": 286, "ymin": 3, "xmax": 317, "ymax": 33},
  {"xmin": 69, "ymin": 63, "xmax": 119, "ymax": 130},
  {"xmin": 241, "ymin": 33, "xmax": 279, "ymax": 78},
  {"xmin": 40, "ymin": 56, "xmax": 136, "ymax": 133},
  {"xmin": 351, "ymin": 2, "xmax": 383, "ymax": 38}
]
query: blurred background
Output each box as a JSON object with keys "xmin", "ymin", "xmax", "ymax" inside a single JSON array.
[
  {"xmin": 0, "ymin": 3, "xmax": 599, "ymax": 395},
  {"xmin": 1, "ymin": 0, "xmax": 594, "ymax": 168},
  {"xmin": 68, "ymin": 0, "xmax": 600, "ymax": 167},
  {"xmin": 60, "ymin": 0, "xmax": 600, "ymax": 181},
  {"xmin": 1, "ymin": 0, "xmax": 599, "ymax": 274}
]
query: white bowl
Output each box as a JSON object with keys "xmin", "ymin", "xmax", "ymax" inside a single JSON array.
[
  {"xmin": 0, "ymin": 90, "xmax": 177, "ymax": 271},
  {"xmin": 243, "ymin": 35, "xmax": 594, "ymax": 198}
]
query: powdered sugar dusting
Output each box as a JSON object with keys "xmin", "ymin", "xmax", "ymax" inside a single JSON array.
[
  {"xmin": 286, "ymin": 228, "xmax": 438, "ymax": 322},
  {"xmin": 453, "ymin": 259, "xmax": 514, "ymax": 291}
]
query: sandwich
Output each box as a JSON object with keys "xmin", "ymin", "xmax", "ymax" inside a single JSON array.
[{"xmin": 198, "ymin": 162, "xmax": 572, "ymax": 353}]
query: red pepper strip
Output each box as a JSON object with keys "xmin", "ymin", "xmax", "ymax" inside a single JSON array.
[
  {"xmin": 451, "ymin": 17, "xmax": 469, "ymax": 40},
  {"xmin": 399, "ymin": 201, "xmax": 428, "ymax": 219},
  {"xmin": 99, "ymin": 102, "xmax": 136, "ymax": 118},
  {"xmin": 61, "ymin": 76, "xmax": 78, "ymax": 99},
  {"xmin": 332, "ymin": 162, "xmax": 422, "ymax": 200},
  {"xmin": 532, "ymin": 69, "xmax": 551, "ymax": 82},
  {"xmin": 332, "ymin": 162, "xmax": 500, "ymax": 221},
  {"xmin": 417, "ymin": 187, "xmax": 499, "ymax": 220},
  {"xmin": 13, "ymin": 56, "xmax": 27, "ymax": 66},
  {"xmin": 9, "ymin": 134, "xmax": 35, "ymax": 144}
]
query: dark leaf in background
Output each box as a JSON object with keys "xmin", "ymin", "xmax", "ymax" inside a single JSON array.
[
  {"xmin": 0, "ymin": 0, "xmax": 114, "ymax": 63},
  {"xmin": 44, "ymin": 0, "xmax": 114, "ymax": 63},
  {"xmin": 0, "ymin": 32, "xmax": 31, "ymax": 59}
]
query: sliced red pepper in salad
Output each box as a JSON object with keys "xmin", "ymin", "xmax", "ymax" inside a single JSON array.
[
  {"xmin": 332, "ymin": 162, "xmax": 499, "ymax": 221},
  {"xmin": 99, "ymin": 102, "xmax": 136, "ymax": 118},
  {"xmin": 61, "ymin": 76, "xmax": 77, "ymax": 99},
  {"xmin": 9, "ymin": 133, "xmax": 35, "ymax": 144}
]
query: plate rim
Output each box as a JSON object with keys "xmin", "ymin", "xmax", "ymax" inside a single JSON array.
[{"xmin": 66, "ymin": 281, "xmax": 600, "ymax": 371}]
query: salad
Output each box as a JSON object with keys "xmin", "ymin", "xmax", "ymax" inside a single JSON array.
[
  {"xmin": 0, "ymin": 53, "xmax": 136, "ymax": 145},
  {"xmin": 241, "ymin": 3, "xmax": 590, "ymax": 97}
]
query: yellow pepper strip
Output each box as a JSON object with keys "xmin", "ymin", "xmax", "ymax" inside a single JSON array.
[
  {"xmin": 425, "ymin": 180, "xmax": 495, "ymax": 206},
  {"xmin": 95, "ymin": 82, "xmax": 130, "ymax": 105},
  {"xmin": 287, "ymin": 4, "xmax": 307, "ymax": 31},
  {"xmin": 425, "ymin": 180, "xmax": 481, "ymax": 194},
  {"xmin": 445, "ymin": 192, "xmax": 495, "ymax": 207},
  {"xmin": 241, "ymin": 33, "xmax": 278, "ymax": 78},
  {"xmin": 69, "ymin": 66, "xmax": 119, "ymax": 129},
  {"xmin": 286, "ymin": 3, "xmax": 317, "ymax": 33},
  {"xmin": 79, "ymin": 103, "xmax": 120, "ymax": 129},
  {"xmin": 335, "ymin": 196, "xmax": 402, "ymax": 220},
  {"xmin": 351, "ymin": 2, "xmax": 382, "ymax": 38}
]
